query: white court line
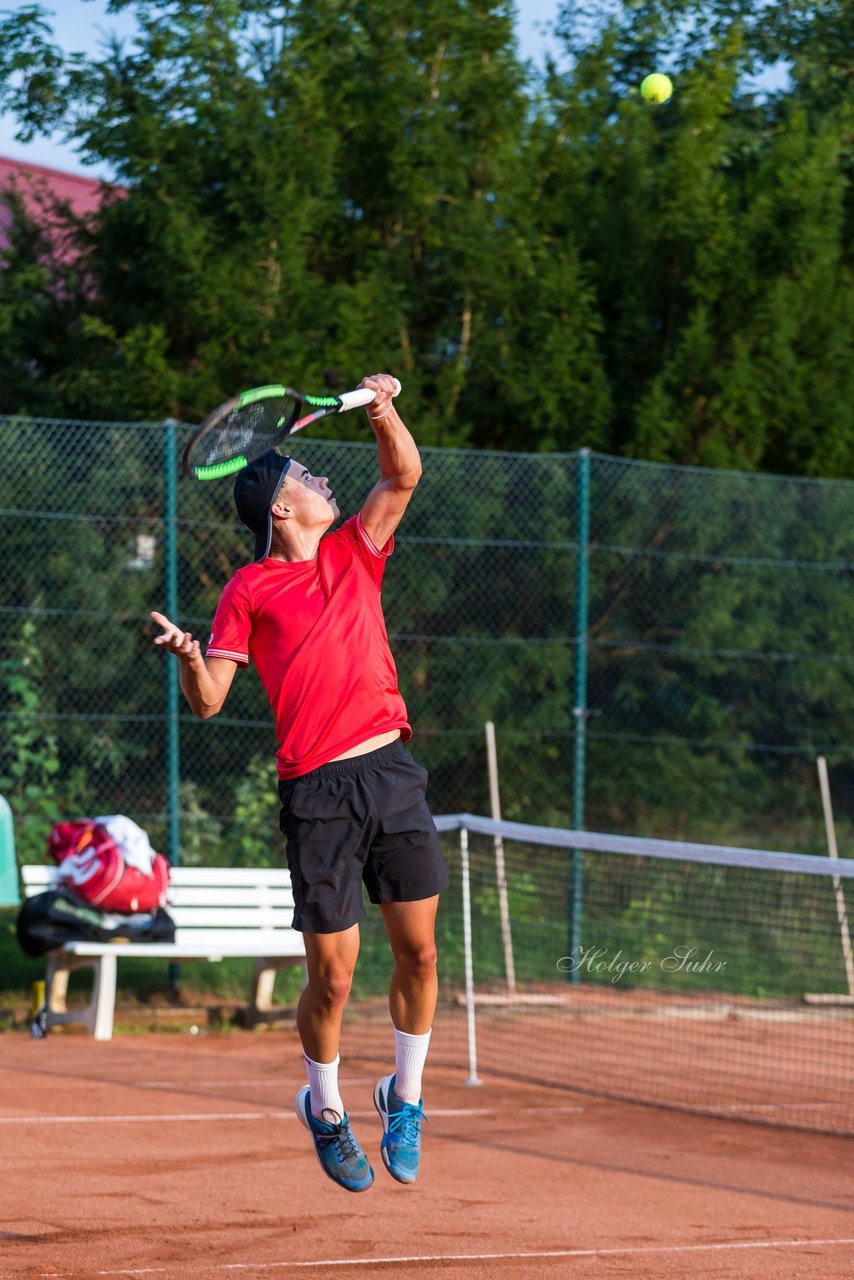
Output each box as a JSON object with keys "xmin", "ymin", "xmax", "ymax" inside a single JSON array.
[
  {"xmin": 224, "ymin": 1238, "xmax": 854, "ymax": 1269},
  {"xmin": 95, "ymin": 1272, "xmax": 165, "ymax": 1277},
  {"xmin": 0, "ymin": 1107, "xmax": 497, "ymax": 1125},
  {"xmin": 140, "ymin": 1080, "xmax": 287, "ymax": 1089},
  {"xmin": 0, "ymin": 1272, "xmax": 166, "ymax": 1279},
  {"xmin": 139, "ymin": 1077, "xmax": 377, "ymax": 1088},
  {"xmin": 3, "ymin": 1237, "xmax": 853, "ymax": 1279},
  {"xmin": 0, "ymin": 1111, "xmax": 285, "ymax": 1124},
  {"xmin": 719, "ymin": 1102, "xmax": 840, "ymax": 1112},
  {"xmin": 25, "ymin": 1237, "xmax": 854, "ymax": 1278}
]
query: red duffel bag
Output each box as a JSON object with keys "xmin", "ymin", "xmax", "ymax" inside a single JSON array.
[{"xmin": 48, "ymin": 817, "xmax": 170, "ymax": 914}]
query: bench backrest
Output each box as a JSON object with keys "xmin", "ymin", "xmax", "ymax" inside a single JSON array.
[{"xmin": 20, "ymin": 865, "xmax": 298, "ymax": 946}]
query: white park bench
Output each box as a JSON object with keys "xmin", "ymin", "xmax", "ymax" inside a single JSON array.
[{"xmin": 20, "ymin": 865, "xmax": 307, "ymax": 1042}]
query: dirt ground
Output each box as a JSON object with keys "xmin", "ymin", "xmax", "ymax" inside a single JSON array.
[{"xmin": 1, "ymin": 1027, "xmax": 852, "ymax": 1280}]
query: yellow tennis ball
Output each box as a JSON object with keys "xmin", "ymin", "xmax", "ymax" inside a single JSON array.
[{"xmin": 641, "ymin": 73, "xmax": 673, "ymax": 104}]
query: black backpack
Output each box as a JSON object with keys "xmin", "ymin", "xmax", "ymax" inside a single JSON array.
[{"xmin": 17, "ymin": 890, "xmax": 176, "ymax": 958}]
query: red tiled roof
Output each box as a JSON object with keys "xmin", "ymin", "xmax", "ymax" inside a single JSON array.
[
  {"xmin": 0, "ymin": 154, "xmax": 123, "ymax": 260},
  {"xmin": 0, "ymin": 154, "xmax": 116, "ymax": 218}
]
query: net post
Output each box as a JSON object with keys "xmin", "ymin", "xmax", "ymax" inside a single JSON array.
[
  {"xmin": 485, "ymin": 720, "xmax": 516, "ymax": 994},
  {"xmin": 816, "ymin": 756, "xmax": 854, "ymax": 995},
  {"xmin": 163, "ymin": 419, "xmax": 182, "ymax": 992},
  {"xmin": 460, "ymin": 825, "xmax": 482, "ymax": 1086},
  {"xmin": 568, "ymin": 448, "xmax": 591, "ymax": 984}
]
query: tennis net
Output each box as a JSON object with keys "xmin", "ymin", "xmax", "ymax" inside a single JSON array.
[{"xmin": 433, "ymin": 815, "xmax": 854, "ymax": 1136}]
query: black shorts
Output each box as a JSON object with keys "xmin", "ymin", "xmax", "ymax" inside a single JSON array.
[{"xmin": 277, "ymin": 740, "xmax": 449, "ymax": 934}]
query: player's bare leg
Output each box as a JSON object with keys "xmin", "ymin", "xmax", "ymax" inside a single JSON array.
[
  {"xmin": 381, "ymin": 896, "xmax": 440, "ymax": 1033},
  {"xmin": 294, "ymin": 924, "xmax": 373, "ymax": 1192},
  {"xmin": 374, "ymin": 895, "xmax": 440, "ymax": 1183},
  {"xmin": 297, "ymin": 924, "xmax": 360, "ymax": 1062}
]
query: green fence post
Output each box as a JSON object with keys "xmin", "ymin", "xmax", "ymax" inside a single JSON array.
[
  {"xmin": 163, "ymin": 421, "xmax": 181, "ymax": 989},
  {"xmin": 568, "ymin": 448, "xmax": 590, "ymax": 983},
  {"xmin": 0, "ymin": 794, "xmax": 20, "ymax": 907}
]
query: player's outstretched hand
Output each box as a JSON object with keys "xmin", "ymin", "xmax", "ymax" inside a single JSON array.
[
  {"xmin": 360, "ymin": 373, "xmax": 398, "ymax": 419},
  {"xmin": 151, "ymin": 611, "xmax": 202, "ymax": 661}
]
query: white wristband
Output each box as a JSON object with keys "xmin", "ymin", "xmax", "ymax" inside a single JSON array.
[{"xmin": 368, "ymin": 401, "xmax": 395, "ymax": 420}]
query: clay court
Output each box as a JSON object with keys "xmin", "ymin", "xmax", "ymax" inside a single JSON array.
[{"xmin": 1, "ymin": 1022, "xmax": 852, "ymax": 1280}]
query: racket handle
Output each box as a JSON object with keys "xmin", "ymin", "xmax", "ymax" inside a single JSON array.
[
  {"xmin": 338, "ymin": 378, "xmax": 402, "ymax": 413},
  {"xmin": 338, "ymin": 389, "xmax": 377, "ymax": 410}
]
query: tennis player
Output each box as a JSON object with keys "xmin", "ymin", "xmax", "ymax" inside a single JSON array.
[{"xmin": 151, "ymin": 374, "xmax": 448, "ymax": 1193}]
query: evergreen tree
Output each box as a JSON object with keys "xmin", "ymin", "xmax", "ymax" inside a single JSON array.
[{"xmin": 0, "ymin": 0, "xmax": 851, "ymax": 468}]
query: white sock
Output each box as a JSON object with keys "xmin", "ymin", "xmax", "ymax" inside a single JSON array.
[
  {"xmin": 393, "ymin": 1027, "xmax": 432, "ymax": 1104},
  {"xmin": 304, "ymin": 1053, "xmax": 345, "ymax": 1122}
]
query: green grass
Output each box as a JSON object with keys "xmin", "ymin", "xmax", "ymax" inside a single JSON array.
[
  {"xmin": 8, "ymin": 838, "xmax": 846, "ymax": 1018},
  {"xmin": 0, "ymin": 910, "xmax": 307, "ymax": 1009},
  {"xmin": 0, "ymin": 907, "xmax": 403, "ymax": 1012},
  {"xmin": 0, "ymin": 913, "xmax": 43, "ymax": 999}
]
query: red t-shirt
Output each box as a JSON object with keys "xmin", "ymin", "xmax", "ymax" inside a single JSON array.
[{"xmin": 206, "ymin": 513, "xmax": 412, "ymax": 779}]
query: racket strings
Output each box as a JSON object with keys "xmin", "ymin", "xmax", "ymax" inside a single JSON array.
[{"xmin": 191, "ymin": 396, "xmax": 299, "ymax": 467}]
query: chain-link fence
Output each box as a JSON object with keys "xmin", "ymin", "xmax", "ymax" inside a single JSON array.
[{"xmin": 3, "ymin": 416, "xmax": 854, "ymax": 871}]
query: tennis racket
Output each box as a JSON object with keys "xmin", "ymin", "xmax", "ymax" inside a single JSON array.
[{"xmin": 182, "ymin": 378, "xmax": 402, "ymax": 480}]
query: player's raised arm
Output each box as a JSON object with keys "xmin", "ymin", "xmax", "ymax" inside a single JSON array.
[
  {"xmin": 150, "ymin": 610, "xmax": 237, "ymax": 719},
  {"xmin": 358, "ymin": 373, "xmax": 422, "ymax": 550}
]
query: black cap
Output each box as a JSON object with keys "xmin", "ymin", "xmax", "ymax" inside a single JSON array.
[{"xmin": 233, "ymin": 450, "xmax": 292, "ymax": 561}]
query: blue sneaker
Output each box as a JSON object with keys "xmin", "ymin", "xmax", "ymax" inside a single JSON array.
[
  {"xmin": 295, "ymin": 1086, "xmax": 374, "ymax": 1193},
  {"xmin": 373, "ymin": 1074, "xmax": 425, "ymax": 1184}
]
